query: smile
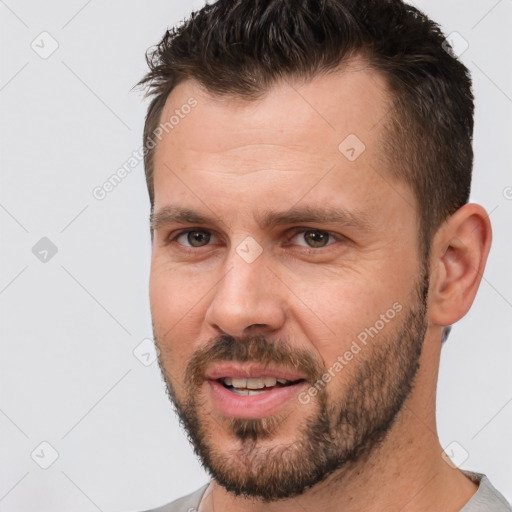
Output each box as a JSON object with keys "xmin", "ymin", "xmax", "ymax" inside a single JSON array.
[
  {"xmin": 219, "ymin": 376, "xmax": 303, "ymax": 396},
  {"xmin": 204, "ymin": 363, "xmax": 309, "ymax": 418}
]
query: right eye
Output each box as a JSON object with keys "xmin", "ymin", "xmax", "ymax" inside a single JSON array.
[{"xmin": 170, "ymin": 229, "xmax": 213, "ymax": 248}]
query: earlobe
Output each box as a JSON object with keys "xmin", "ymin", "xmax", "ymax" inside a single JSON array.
[{"xmin": 428, "ymin": 204, "xmax": 492, "ymax": 327}]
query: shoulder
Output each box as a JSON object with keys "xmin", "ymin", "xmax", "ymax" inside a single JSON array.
[
  {"xmin": 139, "ymin": 484, "xmax": 210, "ymax": 512},
  {"xmin": 460, "ymin": 470, "xmax": 512, "ymax": 512}
]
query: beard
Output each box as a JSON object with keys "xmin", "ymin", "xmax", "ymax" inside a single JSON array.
[{"xmin": 154, "ymin": 268, "xmax": 429, "ymax": 502}]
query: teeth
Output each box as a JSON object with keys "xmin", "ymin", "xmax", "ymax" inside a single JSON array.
[
  {"xmin": 248, "ymin": 389, "xmax": 267, "ymax": 396},
  {"xmin": 222, "ymin": 376, "xmax": 291, "ymax": 389},
  {"xmin": 246, "ymin": 377, "xmax": 263, "ymax": 389},
  {"xmin": 230, "ymin": 388, "xmax": 249, "ymax": 396},
  {"xmin": 231, "ymin": 378, "xmax": 248, "ymax": 388},
  {"xmin": 230, "ymin": 388, "xmax": 268, "ymax": 396},
  {"xmin": 264, "ymin": 376, "xmax": 277, "ymax": 387}
]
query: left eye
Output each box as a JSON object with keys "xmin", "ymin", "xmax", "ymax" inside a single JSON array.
[{"xmin": 290, "ymin": 229, "xmax": 338, "ymax": 248}]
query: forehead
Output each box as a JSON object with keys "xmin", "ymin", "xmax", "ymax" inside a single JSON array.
[
  {"xmin": 155, "ymin": 60, "xmax": 391, "ymax": 163},
  {"xmin": 151, "ymin": 61, "xmax": 414, "ymax": 230}
]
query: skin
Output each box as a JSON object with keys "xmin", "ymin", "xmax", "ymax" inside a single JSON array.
[{"xmin": 149, "ymin": 60, "xmax": 492, "ymax": 512}]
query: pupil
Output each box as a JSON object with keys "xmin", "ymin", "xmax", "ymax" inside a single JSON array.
[
  {"xmin": 188, "ymin": 231, "xmax": 210, "ymax": 247},
  {"xmin": 305, "ymin": 230, "xmax": 328, "ymax": 248}
]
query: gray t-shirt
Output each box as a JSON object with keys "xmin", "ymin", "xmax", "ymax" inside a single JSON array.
[{"xmin": 143, "ymin": 470, "xmax": 511, "ymax": 511}]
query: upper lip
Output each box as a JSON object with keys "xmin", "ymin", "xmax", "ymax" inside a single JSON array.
[{"xmin": 205, "ymin": 362, "xmax": 308, "ymax": 382}]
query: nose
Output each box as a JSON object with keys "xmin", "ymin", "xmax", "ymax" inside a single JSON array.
[{"xmin": 204, "ymin": 247, "xmax": 286, "ymax": 338}]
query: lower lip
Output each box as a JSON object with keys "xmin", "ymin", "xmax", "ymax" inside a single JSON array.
[{"xmin": 207, "ymin": 379, "xmax": 307, "ymax": 419}]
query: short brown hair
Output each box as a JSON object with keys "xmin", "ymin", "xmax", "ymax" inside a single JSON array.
[{"xmin": 136, "ymin": 0, "xmax": 474, "ymax": 258}]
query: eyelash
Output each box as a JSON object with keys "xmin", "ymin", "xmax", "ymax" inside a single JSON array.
[{"xmin": 166, "ymin": 228, "xmax": 346, "ymax": 254}]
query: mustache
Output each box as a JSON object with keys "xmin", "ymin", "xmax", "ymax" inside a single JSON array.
[{"xmin": 185, "ymin": 333, "xmax": 325, "ymax": 387}]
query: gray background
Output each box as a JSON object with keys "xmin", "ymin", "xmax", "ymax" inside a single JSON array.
[{"xmin": 0, "ymin": 0, "xmax": 511, "ymax": 510}]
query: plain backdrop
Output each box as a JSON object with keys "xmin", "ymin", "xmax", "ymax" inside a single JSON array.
[{"xmin": 0, "ymin": 1, "xmax": 511, "ymax": 510}]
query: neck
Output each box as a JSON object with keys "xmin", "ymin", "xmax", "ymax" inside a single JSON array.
[{"xmin": 198, "ymin": 332, "xmax": 478, "ymax": 512}]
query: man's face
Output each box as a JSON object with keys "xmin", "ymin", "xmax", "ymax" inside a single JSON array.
[{"xmin": 149, "ymin": 63, "xmax": 429, "ymax": 500}]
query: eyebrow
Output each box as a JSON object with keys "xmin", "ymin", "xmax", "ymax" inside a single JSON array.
[{"xmin": 150, "ymin": 205, "xmax": 372, "ymax": 232}]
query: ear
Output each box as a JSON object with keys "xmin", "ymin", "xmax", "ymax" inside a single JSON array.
[{"xmin": 428, "ymin": 203, "xmax": 492, "ymax": 327}]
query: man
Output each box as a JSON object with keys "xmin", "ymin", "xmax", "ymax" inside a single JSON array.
[{"xmin": 136, "ymin": 0, "xmax": 511, "ymax": 510}]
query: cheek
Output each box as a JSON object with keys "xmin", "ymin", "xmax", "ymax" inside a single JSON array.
[
  {"xmin": 289, "ymin": 270, "xmax": 408, "ymax": 364},
  {"xmin": 149, "ymin": 261, "xmax": 201, "ymax": 380},
  {"xmin": 149, "ymin": 256, "xmax": 208, "ymax": 328}
]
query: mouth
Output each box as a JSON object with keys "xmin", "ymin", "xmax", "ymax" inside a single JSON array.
[
  {"xmin": 217, "ymin": 376, "xmax": 305, "ymax": 396},
  {"xmin": 204, "ymin": 363, "xmax": 309, "ymax": 418}
]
